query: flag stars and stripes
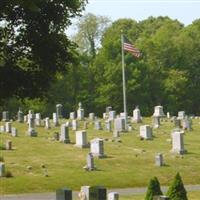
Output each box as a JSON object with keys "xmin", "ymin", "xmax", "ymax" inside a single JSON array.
[{"xmin": 123, "ymin": 36, "xmax": 141, "ymax": 58}]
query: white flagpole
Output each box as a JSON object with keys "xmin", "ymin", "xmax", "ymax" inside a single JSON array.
[{"xmin": 121, "ymin": 34, "xmax": 128, "ymax": 130}]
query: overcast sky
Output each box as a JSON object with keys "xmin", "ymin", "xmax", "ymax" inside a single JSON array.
[{"xmin": 68, "ymin": 0, "xmax": 200, "ymax": 35}]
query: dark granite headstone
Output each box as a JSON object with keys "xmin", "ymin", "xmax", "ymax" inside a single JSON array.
[{"xmin": 56, "ymin": 188, "xmax": 72, "ymax": 200}]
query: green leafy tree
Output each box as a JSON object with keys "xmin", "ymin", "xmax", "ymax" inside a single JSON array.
[
  {"xmin": 92, "ymin": 16, "xmax": 198, "ymax": 116},
  {"xmin": 0, "ymin": 0, "xmax": 87, "ymax": 101},
  {"xmin": 175, "ymin": 19, "xmax": 200, "ymax": 114},
  {"xmin": 72, "ymin": 12, "xmax": 111, "ymax": 58},
  {"xmin": 71, "ymin": 13, "xmax": 111, "ymax": 114},
  {"xmin": 93, "ymin": 18, "xmax": 167, "ymax": 114},
  {"xmin": 93, "ymin": 18, "xmax": 141, "ymax": 115},
  {"xmin": 145, "ymin": 177, "xmax": 163, "ymax": 200},
  {"xmin": 167, "ymin": 173, "xmax": 188, "ymax": 200}
]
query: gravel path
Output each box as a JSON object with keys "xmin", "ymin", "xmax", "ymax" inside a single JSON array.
[{"xmin": 1, "ymin": 185, "xmax": 200, "ymax": 200}]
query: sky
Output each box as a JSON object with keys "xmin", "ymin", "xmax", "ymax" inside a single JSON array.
[
  {"xmin": 85, "ymin": 0, "xmax": 200, "ymax": 25},
  {"xmin": 68, "ymin": 0, "xmax": 200, "ymax": 35}
]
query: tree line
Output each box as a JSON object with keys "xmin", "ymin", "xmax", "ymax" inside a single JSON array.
[{"xmin": 0, "ymin": 2, "xmax": 200, "ymax": 117}]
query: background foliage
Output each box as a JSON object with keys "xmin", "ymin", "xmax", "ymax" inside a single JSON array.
[{"xmin": 0, "ymin": 7, "xmax": 200, "ymax": 117}]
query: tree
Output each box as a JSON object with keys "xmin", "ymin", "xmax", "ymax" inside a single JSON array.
[
  {"xmin": 145, "ymin": 177, "xmax": 163, "ymax": 200},
  {"xmin": 92, "ymin": 17, "xmax": 191, "ymax": 115},
  {"xmin": 167, "ymin": 173, "xmax": 188, "ymax": 200},
  {"xmin": 174, "ymin": 19, "xmax": 200, "ymax": 114},
  {"xmin": 70, "ymin": 13, "xmax": 111, "ymax": 114},
  {"xmin": 93, "ymin": 18, "xmax": 141, "ymax": 115},
  {"xmin": 72, "ymin": 12, "xmax": 111, "ymax": 58},
  {"xmin": 0, "ymin": 0, "xmax": 87, "ymax": 101}
]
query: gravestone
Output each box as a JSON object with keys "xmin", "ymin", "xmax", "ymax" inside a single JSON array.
[
  {"xmin": 27, "ymin": 110, "xmax": 35, "ymax": 124},
  {"xmin": 83, "ymin": 121, "xmax": 88, "ymax": 129},
  {"xmin": 120, "ymin": 112, "xmax": 126, "ymax": 119},
  {"xmin": 103, "ymin": 113, "xmax": 107, "ymax": 119},
  {"xmin": 60, "ymin": 124, "xmax": 70, "ymax": 143},
  {"xmin": 27, "ymin": 117, "xmax": 37, "ymax": 137},
  {"xmin": 75, "ymin": 130, "xmax": 89, "ymax": 148},
  {"xmin": 171, "ymin": 129, "xmax": 186, "ymax": 154},
  {"xmin": 153, "ymin": 106, "xmax": 165, "ymax": 117},
  {"xmin": 45, "ymin": 117, "xmax": 51, "ymax": 129},
  {"xmin": 53, "ymin": 113, "xmax": 59, "ymax": 127},
  {"xmin": 56, "ymin": 188, "xmax": 72, "ymax": 200},
  {"xmin": 155, "ymin": 153, "xmax": 164, "ymax": 166},
  {"xmin": 106, "ymin": 106, "xmax": 112, "ymax": 114},
  {"xmin": 5, "ymin": 122, "xmax": 12, "ymax": 133},
  {"xmin": 89, "ymin": 113, "xmax": 95, "ymax": 121},
  {"xmin": 72, "ymin": 120, "xmax": 78, "ymax": 131},
  {"xmin": 105, "ymin": 120, "xmax": 112, "ymax": 132},
  {"xmin": 77, "ymin": 102, "xmax": 84, "ymax": 120},
  {"xmin": 182, "ymin": 116, "xmax": 192, "ymax": 131},
  {"xmin": 140, "ymin": 125, "xmax": 153, "ymax": 140},
  {"xmin": 108, "ymin": 192, "xmax": 119, "ymax": 200},
  {"xmin": 17, "ymin": 108, "xmax": 23, "ymax": 123},
  {"xmin": 6, "ymin": 140, "xmax": 12, "ymax": 150},
  {"xmin": 2, "ymin": 111, "xmax": 9, "ymax": 122},
  {"xmin": 56, "ymin": 104, "xmax": 63, "ymax": 119},
  {"xmin": 35, "ymin": 113, "xmax": 42, "ymax": 126},
  {"xmin": 178, "ymin": 111, "xmax": 185, "ymax": 119},
  {"xmin": 128, "ymin": 124, "xmax": 133, "ymax": 132},
  {"xmin": 114, "ymin": 118, "xmax": 125, "ymax": 132},
  {"xmin": 24, "ymin": 115, "xmax": 28, "ymax": 123},
  {"xmin": 80, "ymin": 186, "xmax": 107, "ymax": 200},
  {"xmin": 113, "ymin": 130, "xmax": 120, "ymax": 138},
  {"xmin": 11, "ymin": 127, "xmax": 18, "ymax": 137},
  {"xmin": 90, "ymin": 138, "xmax": 105, "ymax": 158},
  {"xmin": 133, "ymin": 106, "xmax": 142, "ymax": 123},
  {"xmin": 0, "ymin": 163, "xmax": 5, "ymax": 177},
  {"xmin": 109, "ymin": 111, "xmax": 116, "ymax": 120},
  {"xmin": 85, "ymin": 152, "xmax": 95, "ymax": 171},
  {"xmin": 65, "ymin": 121, "xmax": 72, "ymax": 128},
  {"xmin": 0, "ymin": 125, "xmax": 5, "ymax": 133},
  {"xmin": 173, "ymin": 117, "xmax": 181, "ymax": 128},
  {"xmin": 53, "ymin": 132, "xmax": 59, "ymax": 141},
  {"xmin": 94, "ymin": 120, "xmax": 102, "ymax": 130},
  {"xmin": 152, "ymin": 116, "xmax": 160, "ymax": 128},
  {"xmin": 166, "ymin": 112, "xmax": 170, "ymax": 119},
  {"xmin": 69, "ymin": 112, "xmax": 76, "ymax": 120}
]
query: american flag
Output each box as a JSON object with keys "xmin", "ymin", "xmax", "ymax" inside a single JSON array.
[{"xmin": 123, "ymin": 36, "xmax": 141, "ymax": 58}]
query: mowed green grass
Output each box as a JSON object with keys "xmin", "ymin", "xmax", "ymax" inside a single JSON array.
[{"xmin": 0, "ymin": 117, "xmax": 200, "ymax": 194}]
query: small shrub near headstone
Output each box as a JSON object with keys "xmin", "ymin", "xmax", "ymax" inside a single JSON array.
[
  {"xmin": 167, "ymin": 172, "xmax": 188, "ymax": 200},
  {"xmin": 145, "ymin": 177, "xmax": 163, "ymax": 200}
]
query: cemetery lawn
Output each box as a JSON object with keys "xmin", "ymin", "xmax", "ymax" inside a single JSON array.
[{"xmin": 0, "ymin": 118, "xmax": 200, "ymax": 194}]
